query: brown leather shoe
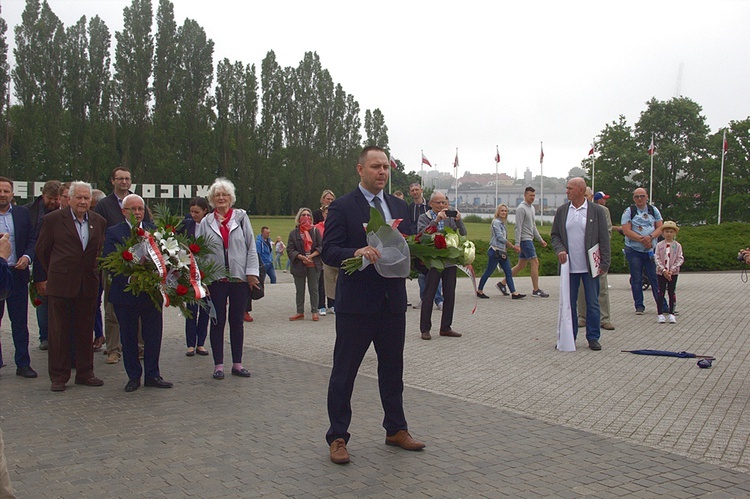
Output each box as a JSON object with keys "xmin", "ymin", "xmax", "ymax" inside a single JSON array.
[
  {"xmin": 75, "ymin": 376, "xmax": 104, "ymax": 387},
  {"xmin": 385, "ymin": 430, "xmax": 425, "ymax": 451},
  {"xmin": 329, "ymin": 438, "xmax": 350, "ymax": 464},
  {"xmin": 601, "ymin": 322, "xmax": 615, "ymax": 330},
  {"xmin": 51, "ymin": 382, "xmax": 66, "ymax": 392},
  {"xmin": 439, "ymin": 329, "xmax": 462, "ymax": 337},
  {"xmin": 289, "ymin": 313, "xmax": 304, "ymax": 321},
  {"xmin": 421, "ymin": 332, "xmax": 431, "ymax": 340},
  {"xmin": 312, "ymin": 313, "xmax": 319, "ymax": 321}
]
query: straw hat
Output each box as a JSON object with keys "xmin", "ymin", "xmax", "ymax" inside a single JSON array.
[{"xmin": 661, "ymin": 220, "xmax": 679, "ymax": 232}]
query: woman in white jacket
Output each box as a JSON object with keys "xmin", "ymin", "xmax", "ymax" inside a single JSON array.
[{"xmin": 196, "ymin": 178, "xmax": 260, "ymax": 380}]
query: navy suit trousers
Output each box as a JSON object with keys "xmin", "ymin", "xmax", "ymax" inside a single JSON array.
[
  {"xmin": 326, "ymin": 311, "xmax": 407, "ymax": 444},
  {"xmin": 114, "ymin": 295, "xmax": 163, "ymax": 381}
]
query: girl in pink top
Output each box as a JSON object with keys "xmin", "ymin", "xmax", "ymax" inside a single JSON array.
[{"xmin": 655, "ymin": 221, "xmax": 684, "ymax": 324}]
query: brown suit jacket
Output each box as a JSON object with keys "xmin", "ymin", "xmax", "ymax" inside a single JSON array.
[{"xmin": 35, "ymin": 208, "xmax": 107, "ymax": 298}]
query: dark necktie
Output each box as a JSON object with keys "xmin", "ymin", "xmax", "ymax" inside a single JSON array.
[{"xmin": 372, "ymin": 196, "xmax": 386, "ymax": 220}]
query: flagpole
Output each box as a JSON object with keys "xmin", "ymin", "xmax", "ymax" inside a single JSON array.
[
  {"xmin": 420, "ymin": 150, "xmax": 424, "ymax": 188},
  {"xmin": 495, "ymin": 145, "xmax": 499, "ymax": 206},
  {"xmin": 718, "ymin": 130, "xmax": 727, "ymax": 225},
  {"xmin": 539, "ymin": 141, "xmax": 544, "ymax": 226},
  {"xmin": 591, "ymin": 140, "xmax": 596, "ymax": 192},
  {"xmin": 454, "ymin": 147, "xmax": 459, "ymax": 209},
  {"xmin": 649, "ymin": 132, "xmax": 655, "ymax": 201}
]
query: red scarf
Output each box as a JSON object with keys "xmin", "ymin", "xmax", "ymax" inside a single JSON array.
[
  {"xmin": 299, "ymin": 219, "xmax": 313, "ymax": 254},
  {"xmin": 216, "ymin": 208, "xmax": 233, "ymax": 249}
]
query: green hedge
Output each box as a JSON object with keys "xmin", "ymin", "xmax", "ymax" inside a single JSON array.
[{"xmin": 469, "ymin": 221, "xmax": 750, "ymax": 277}]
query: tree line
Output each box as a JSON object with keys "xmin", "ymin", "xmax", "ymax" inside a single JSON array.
[
  {"xmin": 583, "ymin": 97, "xmax": 749, "ymax": 225},
  {"xmin": 0, "ymin": 0, "xmax": 420, "ymax": 214}
]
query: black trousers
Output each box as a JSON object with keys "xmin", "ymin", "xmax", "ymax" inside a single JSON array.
[
  {"xmin": 326, "ymin": 311, "xmax": 407, "ymax": 444},
  {"xmin": 420, "ymin": 266, "xmax": 457, "ymax": 333}
]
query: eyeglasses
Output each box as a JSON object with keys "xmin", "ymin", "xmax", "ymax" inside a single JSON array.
[
  {"xmin": 634, "ymin": 195, "xmax": 647, "ymax": 199},
  {"xmin": 300, "ymin": 214, "xmax": 312, "ymax": 218}
]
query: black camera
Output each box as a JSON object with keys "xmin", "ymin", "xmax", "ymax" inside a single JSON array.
[
  {"xmin": 445, "ymin": 210, "xmax": 458, "ymax": 218},
  {"xmin": 738, "ymin": 249, "xmax": 749, "ymax": 261}
]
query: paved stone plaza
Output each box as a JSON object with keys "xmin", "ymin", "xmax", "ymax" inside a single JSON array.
[{"xmin": 2, "ymin": 271, "xmax": 750, "ymax": 497}]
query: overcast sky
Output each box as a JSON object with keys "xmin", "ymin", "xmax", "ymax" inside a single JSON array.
[{"xmin": 3, "ymin": 0, "xmax": 749, "ymax": 180}]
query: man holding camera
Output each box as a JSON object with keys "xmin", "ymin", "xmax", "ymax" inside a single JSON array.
[{"xmin": 417, "ymin": 192, "xmax": 467, "ymax": 340}]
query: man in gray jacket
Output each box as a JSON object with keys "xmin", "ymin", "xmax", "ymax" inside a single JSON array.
[{"xmin": 551, "ymin": 178, "xmax": 610, "ymax": 351}]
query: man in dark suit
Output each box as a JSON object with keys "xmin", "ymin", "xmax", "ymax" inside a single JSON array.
[
  {"xmin": 0, "ymin": 176, "xmax": 38, "ymax": 379},
  {"xmin": 94, "ymin": 167, "xmax": 151, "ymax": 365},
  {"xmin": 322, "ymin": 145, "xmax": 424, "ymax": 464},
  {"xmin": 25, "ymin": 179, "xmax": 61, "ymax": 351},
  {"xmin": 551, "ymin": 177, "xmax": 611, "ymax": 351},
  {"xmin": 103, "ymin": 194, "xmax": 172, "ymax": 393},
  {"xmin": 35, "ymin": 181, "xmax": 107, "ymax": 391}
]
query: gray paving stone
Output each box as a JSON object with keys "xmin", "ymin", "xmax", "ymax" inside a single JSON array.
[{"xmin": 2, "ymin": 271, "xmax": 750, "ymax": 496}]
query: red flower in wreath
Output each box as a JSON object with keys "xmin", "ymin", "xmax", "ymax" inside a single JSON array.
[
  {"xmin": 176, "ymin": 285, "xmax": 189, "ymax": 296},
  {"xmin": 199, "ymin": 270, "xmax": 205, "ymax": 279},
  {"xmin": 33, "ymin": 298, "xmax": 42, "ymax": 306},
  {"xmin": 189, "ymin": 243, "xmax": 201, "ymax": 254},
  {"xmin": 122, "ymin": 250, "xmax": 134, "ymax": 261},
  {"xmin": 424, "ymin": 225, "xmax": 437, "ymax": 234},
  {"xmin": 165, "ymin": 224, "xmax": 175, "ymax": 233},
  {"xmin": 433, "ymin": 234, "xmax": 447, "ymax": 249},
  {"xmin": 136, "ymin": 227, "xmax": 146, "ymax": 237}
]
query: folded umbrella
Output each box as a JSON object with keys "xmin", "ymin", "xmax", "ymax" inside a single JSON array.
[{"xmin": 622, "ymin": 349, "xmax": 715, "ymax": 360}]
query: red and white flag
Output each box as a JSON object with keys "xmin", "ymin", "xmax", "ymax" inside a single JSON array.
[
  {"xmin": 494, "ymin": 146, "xmax": 501, "ymax": 164},
  {"xmin": 723, "ymin": 132, "xmax": 728, "ymax": 155},
  {"xmin": 647, "ymin": 136, "xmax": 655, "ymax": 156},
  {"xmin": 453, "ymin": 150, "xmax": 459, "ymax": 169},
  {"xmin": 588, "ymin": 144, "xmax": 595, "ymax": 156},
  {"xmin": 421, "ymin": 152, "xmax": 432, "ymax": 167},
  {"xmin": 540, "ymin": 143, "xmax": 544, "ymax": 164},
  {"xmin": 389, "ymin": 154, "xmax": 398, "ymax": 170}
]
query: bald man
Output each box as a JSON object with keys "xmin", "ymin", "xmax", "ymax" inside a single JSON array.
[{"xmin": 551, "ymin": 178, "xmax": 610, "ymax": 351}]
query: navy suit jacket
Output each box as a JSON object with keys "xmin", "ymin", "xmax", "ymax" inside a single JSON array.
[
  {"xmin": 322, "ymin": 187, "xmax": 412, "ymax": 315},
  {"xmin": 7, "ymin": 205, "xmax": 36, "ymax": 283},
  {"xmin": 104, "ymin": 221, "xmax": 157, "ymax": 306}
]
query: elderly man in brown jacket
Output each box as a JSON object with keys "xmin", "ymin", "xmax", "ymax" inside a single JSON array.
[{"xmin": 35, "ymin": 181, "xmax": 108, "ymax": 392}]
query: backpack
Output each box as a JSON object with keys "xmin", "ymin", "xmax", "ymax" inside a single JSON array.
[
  {"xmin": 629, "ymin": 204, "xmax": 656, "ymax": 220},
  {"xmin": 628, "ymin": 204, "xmax": 663, "ymax": 242}
]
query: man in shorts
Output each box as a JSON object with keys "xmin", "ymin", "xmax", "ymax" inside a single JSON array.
[{"xmin": 497, "ymin": 187, "xmax": 549, "ymax": 298}]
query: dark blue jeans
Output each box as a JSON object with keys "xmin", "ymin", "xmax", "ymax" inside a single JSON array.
[
  {"xmin": 185, "ymin": 299, "xmax": 209, "ymax": 348},
  {"xmin": 478, "ymin": 248, "xmax": 516, "ymax": 293},
  {"xmin": 570, "ymin": 272, "xmax": 600, "ymax": 342},
  {"xmin": 2, "ymin": 269, "xmax": 31, "ymax": 368},
  {"xmin": 624, "ymin": 247, "xmax": 661, "ymax": 311}
]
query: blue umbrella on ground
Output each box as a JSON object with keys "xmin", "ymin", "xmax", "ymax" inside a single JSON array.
[{"xmin": 622, "ymin": 349, "xmax": 716, "ymax": 368}]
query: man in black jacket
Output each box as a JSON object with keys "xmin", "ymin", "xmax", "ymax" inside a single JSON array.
[{"xmin": 25, "ymin": 180, "xmax": 61, "ymax": 350}]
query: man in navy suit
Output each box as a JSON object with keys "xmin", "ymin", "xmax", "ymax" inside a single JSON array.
[
  {"xmin": 103, "ymin": 194, "xmax": 172, "ymax": 393},
  {"xmin": 322, "ymin": 146, "xmax": 425, "ymax": 464},
  {"xmin": 0, "ymin": 176, "xmax": 38, "ymax": 379}
]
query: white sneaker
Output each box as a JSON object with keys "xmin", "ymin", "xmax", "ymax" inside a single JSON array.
[
  {"xmin": 669, "ymin": 314, "xmax": 676, "ymax": 324},
  {"xmin": 328, "ymin": 307, "xmax": 335, "ymax": 315},
  {"xmin": 319, "ymin": 307, "xmax": 327, "ymax": 316},
  {"xmin": 413, "ymin": 301, "xmax": 421, "ymax": 309},
  {"xmin": 437, "ymin": 302, "xmax": 444, "ymax": 311},
  {"xmin": 658, "ymin": 314, "xmax": 666, "ymax": 324}
]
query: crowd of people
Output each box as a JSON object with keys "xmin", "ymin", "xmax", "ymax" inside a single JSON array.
[{"xmin": 0, "ymin": 144, "xmax": 701, "ymax": 473}]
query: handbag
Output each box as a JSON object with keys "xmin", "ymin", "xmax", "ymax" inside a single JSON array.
[
  {"xmin": 252, "ymin": 261, "xmax": 266, "ymax": 300},
  {"xmin": 494, "ymin": 248, "xmax": 508, "ymax": 261}
]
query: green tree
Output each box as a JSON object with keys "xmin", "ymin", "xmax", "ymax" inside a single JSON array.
[
  {"xmin": 583, "ymin": 115, "xmax": 639, "ymax": 219},
  {"xmin": 0, "ymin": 4, "xmax": 10, "ymax": 171},
  {"xmin": 635, "ymin": 97, "xmax": 710, "ymax": 220},
  {"xmin": 364, "ymin": 108, "xmax": 388, "ymax": 149},
  {"xmin": 114, "ymin": 0, "xmax": 153, "ymax": 177}
]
